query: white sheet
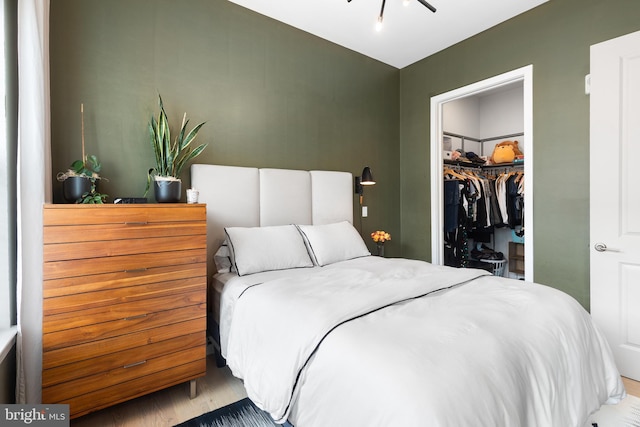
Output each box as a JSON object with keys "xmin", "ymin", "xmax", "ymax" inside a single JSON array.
[{"xmin": 220, "ymin": 257, "xmax": 625, "ymax": 427}]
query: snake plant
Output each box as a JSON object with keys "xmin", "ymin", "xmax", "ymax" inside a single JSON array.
[{"xmin": 145, "ymin": 94, "xmax": 207, "ymax": 195}]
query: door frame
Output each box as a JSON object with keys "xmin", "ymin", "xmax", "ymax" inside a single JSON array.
[{"xmin": 429, "ymin": 65, "xmax": 534, "ymax": 282}]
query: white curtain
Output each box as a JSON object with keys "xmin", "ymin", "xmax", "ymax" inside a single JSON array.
[{"xmin": 15, "ymin": 0, "xmax": 51, "ymax": 404}]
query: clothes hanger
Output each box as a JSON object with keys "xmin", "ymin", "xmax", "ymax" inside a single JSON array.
[
  {"xmin": 443, "ymin": 167, "xmax": 467, "ymax": 180},
  {"xmin": 515, "ymin": 171, "xmax": 524, "ymax": 183}
]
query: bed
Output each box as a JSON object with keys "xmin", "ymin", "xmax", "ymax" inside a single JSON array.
[{"xmin": 191, "ymin": 164, "xmax": 625, "ymax": 427}]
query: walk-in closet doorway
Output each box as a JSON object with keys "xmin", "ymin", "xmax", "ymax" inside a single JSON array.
[{"xmin": 430, "ymin": 65, "xmax": 534, "ymax": 282}]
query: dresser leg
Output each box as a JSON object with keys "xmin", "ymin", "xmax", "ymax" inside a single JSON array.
[{"xmin": 190, "ymin": 379, "xmax": 197, "ymax": 399}]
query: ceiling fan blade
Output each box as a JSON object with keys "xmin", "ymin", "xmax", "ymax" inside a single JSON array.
[{"xmin": 416, "ymin": 0, "xmax": 436, "ymax": 13}]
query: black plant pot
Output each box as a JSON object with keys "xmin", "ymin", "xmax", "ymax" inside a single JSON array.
[
  {"xmin": 154, "ymin": 179, "xmax": 181, "ymax": 203},
  {"xmin": 62, "ymin": 176, "xmax": 91, "ymax": 203}
]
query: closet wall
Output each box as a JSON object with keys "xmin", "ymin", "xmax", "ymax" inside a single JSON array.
[
  {"xmin": 443, "ymin": 84, "xmax": 525, "ymax": 278},
  {"xmin": 444, "ymin": 85, "xmax": 524, "ymax": 157}
]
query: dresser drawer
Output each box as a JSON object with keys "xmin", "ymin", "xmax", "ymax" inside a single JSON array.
[
  {"xmin": 44, "ymin": 276, "xmax": 204, "ymax": 316},
  {"xmin": 43, "ymin": 249, "xmax": 206, "ymax": 280},
  {"xmin": 43, "ymin": 204, "xmax": 206, "ymax": 226},
  {"xmin": 56, "ymin": 359, "xmax": 206, "ymax": 418},
  {"xmin": 44, "ymin": 263, "xmax": 205, "ymax": 299},
  {"xmin": 43, "ymin": 288, "xmax": 205, "ymax": 333},
  {"xmin": 43, "ymin": 331, "xmax": 205, "ymax": 388},
  {"xmin": 43, "ymin": 346, "xmax": 205, "ymax": 405},
  {"xmin": 44, "ymin": 234, "xmax": 206, "ymax": 262},
  {"xmin": 44, "ymin": 221, "xmax": 206, "ymax": 245},
  {"xmin": 43, "ymin": 302, "xmax": 206, "ymax": 351},
  {"xmin": 43, "ymin": 318, "xmax": 204, "ymax": 370}
]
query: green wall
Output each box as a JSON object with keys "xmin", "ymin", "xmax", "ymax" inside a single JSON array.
[
  {"xmin": 49, "ymin": 0, "xmax": 400, "ymax": 255},
  {"xmin": 399, "ymin": 0, "xmax": 640, "ymax": 308}
]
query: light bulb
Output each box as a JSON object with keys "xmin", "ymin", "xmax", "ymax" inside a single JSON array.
[
  {"xmin": 376, "ymin": 15, "xmax": 383, "ymax": 31},
  {"xmin": 403, "ymin": 0, "xmax": 410, "ymax": 5}
]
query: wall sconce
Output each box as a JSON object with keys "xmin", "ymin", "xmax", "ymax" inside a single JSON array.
[{"xmin": 355, "ymin": 166, "xmax": 376, "ymax": 205}]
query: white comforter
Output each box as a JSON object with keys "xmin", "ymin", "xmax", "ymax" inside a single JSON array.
[{"xmin": 221, "ymin": 257, "xmax": 625, "ymax": 427}]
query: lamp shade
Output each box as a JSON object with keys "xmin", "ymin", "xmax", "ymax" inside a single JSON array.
[{"xmin": 360, "ymin": 167, "xmax": 375, "ymax": 185}]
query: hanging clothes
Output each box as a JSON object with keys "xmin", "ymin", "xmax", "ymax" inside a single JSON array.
[
  {"xmin": 443, "ymin": 168, "xmax": 476, "ymax": 268},
  {"xmin": 444, "ymin": 179, "xmax": 460, "ymax": 233},
  {"xmin": 506, "ymin": 172, "xmax": 524, "ymax": 229},
  {"xmin": 443, "ymin": 165, "xmax": 524, "ymax": 267}
]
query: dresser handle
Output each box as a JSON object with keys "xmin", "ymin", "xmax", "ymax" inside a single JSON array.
[
  {"xmin": 125, "ymin": 221, "xmax": 148, "ymax": 225},
  {"xmin": 124, "ymin": 314, "xmax": 147, "ymax": 321},
  {"xmin": 124, "ymin": 268, "xmax": 148, "ymax": 273},
  {"xmin": 123, "ymin": 360, "xmax": 147, "ymax": 369}
]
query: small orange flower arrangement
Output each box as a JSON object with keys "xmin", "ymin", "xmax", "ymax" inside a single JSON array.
[{"xmin": 371, "ymin": 230, "xmax": 391, "ymax": 243}]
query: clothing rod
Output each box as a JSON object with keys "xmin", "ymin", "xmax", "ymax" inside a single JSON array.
[
  {"xmin": 443, "ymin": 161, "xmax": 524, "ymax": 171},
  {"xmin": 481, "ymin": 162, "xmax": 524, "ymax": 169},
  {"xmin": 443, "ymin": 131, "xmax": 524, "ymax": 143}
]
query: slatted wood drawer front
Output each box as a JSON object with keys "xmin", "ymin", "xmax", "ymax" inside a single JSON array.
[
  {"xmin": 58, "ymin": 359, "xmax": 206, "ymax": 419},
  {"xmin": 42, "ymin": 204, "xmax": 207, "ymax": 418},
  {"xmin": 43, "ymin": 301, "xmax": 206, "ymax": 350},
  {"xmin": 42, "ymin": 318, "xmax": 204, "ymax": 370},
  {"xmin": 42, "ymin": 340, "xmax": 205, "ymax": 403},
  {"xmin": 42, "ymin": 332, "xmax": 204, "ymax": 388}
]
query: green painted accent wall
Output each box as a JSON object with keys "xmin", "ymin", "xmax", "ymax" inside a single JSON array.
[
  {"xmin": 50, "ymin": 0, "xmax": 400, "ymax": 255},
  {"xmin": 399, "ymin": 0, "xmax": 640, "ymax": 309}
]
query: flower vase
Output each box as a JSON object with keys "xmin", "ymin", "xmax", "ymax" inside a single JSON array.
[{"xmin": 377, "ymin": 242, "xmax": 385, "ymax": 257}]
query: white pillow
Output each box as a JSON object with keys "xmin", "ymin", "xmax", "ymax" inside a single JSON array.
[
  {"xmin": 224, "ymin": 225, "xmax": 314, "ymax": 276},
  {"xmin": 296, "ymin": 221, "xmax": 370, "ymax": 266}
]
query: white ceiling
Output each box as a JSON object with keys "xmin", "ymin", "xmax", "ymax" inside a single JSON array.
[{"xmin": 228, "ymin": 0, "xmax": 548, "ymax": 69}]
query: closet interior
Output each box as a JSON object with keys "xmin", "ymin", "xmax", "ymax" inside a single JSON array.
[{"xmin": 442, "ymin": 83, "xmax": 526, "ymax": 279}]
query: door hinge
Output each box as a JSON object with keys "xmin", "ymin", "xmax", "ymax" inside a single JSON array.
[{"xmin": 585, "ymin": 74, "xmax": 591, "ymax": 95}]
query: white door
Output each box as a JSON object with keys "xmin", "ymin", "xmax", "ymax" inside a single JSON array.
[{"xmin": 590, "ymin": 30, "xmax": 640, "ymax": 381}]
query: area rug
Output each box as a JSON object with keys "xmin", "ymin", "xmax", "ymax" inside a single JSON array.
[
  {"xmin": 586, "ymin": 394, "xmax": 640, "ymax": 427},
  {"xmin": 178, "ymin": 394, "xmax": 640, "ymax": 427},
  {"xmin": 175, "ymin": 398, "xmax": 291, "ymax": 427}
]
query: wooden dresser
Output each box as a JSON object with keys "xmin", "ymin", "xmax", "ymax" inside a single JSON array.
[{"xmin": 42, "ymin": 204, "xmax": 207, "ymax": 418}]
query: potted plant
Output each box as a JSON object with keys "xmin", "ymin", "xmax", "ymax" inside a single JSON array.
[
  {"xmin": 57, "ymin": 154, "xmax": 108, "ymax": 204},
  {"xmin": 145, "ymin": 95, "xmax": 207, "ymax": 203},
  {"xmin": 56, "ymin": 103, "xmax": 108, "ymax": 204}
]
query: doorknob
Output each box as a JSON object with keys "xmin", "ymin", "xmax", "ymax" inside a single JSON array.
[{"xmin": 594, "ymin": 242, "xmax": 620, "ymax": 252}]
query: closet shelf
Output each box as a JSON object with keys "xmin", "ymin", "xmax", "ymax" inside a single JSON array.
[{"xmin": 444, "ymin": 131, "xmax": 524, "ymax": 156}]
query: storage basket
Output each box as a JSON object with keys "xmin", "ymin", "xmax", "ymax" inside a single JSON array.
[{"xmin": 479, "ymin": 259, "xmax": 507, "ymax": 277}]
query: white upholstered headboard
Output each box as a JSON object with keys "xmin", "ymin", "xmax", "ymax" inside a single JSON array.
[{"xmin": 191, "ymin": 164, "xmax": 354, "ymax": 274}]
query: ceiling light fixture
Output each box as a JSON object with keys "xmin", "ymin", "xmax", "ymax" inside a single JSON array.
[
  {"xmin": 376, "ymin": 0, "xmax": 386, "ymax": 31},
  {"xmin": 348, "ymin": 0, "xmax": 436, "ymax": 31}
]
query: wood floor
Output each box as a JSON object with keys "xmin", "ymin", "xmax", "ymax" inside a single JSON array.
[
  {"xmin": 623, "ymin": 376, "xmax": 640, "ymax": 397},
  {"xmin": 70, "ymin": 357, "xmax": 640, "ymax": 427}
]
